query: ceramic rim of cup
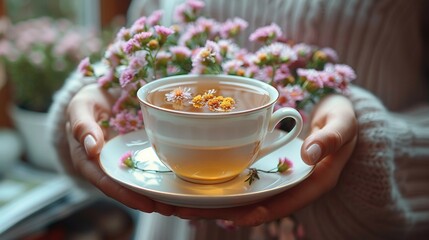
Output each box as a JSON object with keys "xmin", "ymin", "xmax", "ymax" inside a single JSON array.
[{"xmin": 137, "ymin": 74, "xmax": 280, "ymax": 117}]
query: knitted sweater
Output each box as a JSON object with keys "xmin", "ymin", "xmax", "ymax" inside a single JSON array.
[{"xmin": 48, "ymin": 0, "xmax": 429, "ymax": 239}]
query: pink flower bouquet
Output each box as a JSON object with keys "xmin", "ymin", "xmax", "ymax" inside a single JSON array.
[{"xmin": 79, "ymin": 0, "xmax": 356, "ymax": 135}]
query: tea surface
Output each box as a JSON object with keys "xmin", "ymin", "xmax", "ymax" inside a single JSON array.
[{"xmin": 146, "ymin": 80, "xmax": 270, "ymax": 113}]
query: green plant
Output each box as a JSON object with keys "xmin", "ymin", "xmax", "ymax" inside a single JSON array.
[{"xmin": 0, "ymin": 17, "xmax": 102, "ymax": 112}]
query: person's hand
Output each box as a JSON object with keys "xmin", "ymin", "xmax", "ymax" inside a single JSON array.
[
  {"xmin": 173, "ymin": 94, "xmax": 358, "ymax": 226},
  {"xmin": 66, "ymin": 83, "xmax": 176, "ymax": 216}
]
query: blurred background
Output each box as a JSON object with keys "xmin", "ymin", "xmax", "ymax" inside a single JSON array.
[{"xmin": 0, "ymin": 1, "xmax": 139, "ymax": 239}]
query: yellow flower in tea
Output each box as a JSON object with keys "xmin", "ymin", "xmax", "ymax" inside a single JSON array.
[
  {"xmin": 207, "ymin": 96, "xmax": 223, "ymax": 111},
  {"xmin": 202, "ymin": 89, "xmax": 216, "ymax": 101},
  {"xmin": 208, "ymin": 96, "xmax": 236, "ymax": 112},
  {"xmin": 192, "ymin": 95, "xmax": 205, "ymax": 108},
  {"xmin": 191, "ymin": 89, "xmax": 235, "ymax": 112},
  {"xmin": 219, "ymin": 97, "xmax": 235, "ymax": 111},
  {"xmin": 165, "ymin": 87, "xmax": 193, "ymax": 103}
]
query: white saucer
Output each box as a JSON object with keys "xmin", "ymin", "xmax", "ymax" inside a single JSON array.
[{"xmin": 100, "ymin": 129, "xmax": 314, "ymax": 208}]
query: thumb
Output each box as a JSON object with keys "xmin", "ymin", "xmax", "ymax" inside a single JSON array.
[
  {"xmin": 68, "ymin": 105, "xmax": 110, "ymax": 159},
  {"xmin": 82, "ymin": 121, "xmax": 107, "ymax": 158},
  {"xmin": 70, "ymin": 114, "xmax": 108, "ymax": 158},
  {"xmin": 301, "ymin": 116, "xmax": 357, "ymax": 165}
]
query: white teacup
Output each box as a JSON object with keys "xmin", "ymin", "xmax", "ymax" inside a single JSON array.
[{"xmin": 137, "ymin": 74, "xmax": 303, "ymax": 184}]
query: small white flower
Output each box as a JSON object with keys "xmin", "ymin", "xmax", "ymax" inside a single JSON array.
[
  {"xmin": 165, "ymin": 87, "xmax": 193, "ymax": 102},
  {"xmin": 206, "ymin": 89, "xmax": 216, "ymax": 95}
]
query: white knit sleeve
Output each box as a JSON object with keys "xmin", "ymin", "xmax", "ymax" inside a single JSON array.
[
  {"xmin": 296, "ymin": 85, "xmax": 429, "ymax": 239},
  {"xmin": 47, "ymin": 71, "xmax": 97, "ymax": 174}
]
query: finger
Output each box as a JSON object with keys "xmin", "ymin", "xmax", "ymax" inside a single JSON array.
[
  {"xmin": 66, "ymin": 123, "xmax": 176, "ymax": 215},
  {"xmin": 301, "ymin": 97, "xmax": 357, "ymax": 165},
  {"xmin": 68, "ymin": 84, "xmax": 111, "ymax": 158},
  {"xmin": 234, "ymin": 138, "xmax": 356, "ymax": 226},
  {"xmin": 244, "ymin": 140, "xmax": 355, "ymax": 224}
]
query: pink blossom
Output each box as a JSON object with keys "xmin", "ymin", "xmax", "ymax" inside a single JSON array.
[
  {"xmin": 77, "ymin": 57, "xmax": 94, "ymax": 76},
  {"xmin": 131, "ymin": 16, "xmax": 147, "ymax": 33},
  {"xmin": 249, "ymin": 23, "xmax": 282, "ymax": 43},
  {"xmin": 205, "ymin": 40, "xmax": 221, "ymax": 60},
  {"xmin": 134, "ymin": 31, "xmax": 153, "ymax": 44},
  {"xmin": 109, "ymin": 110, "xmax": 143, "ymax": 134},
  {"xmin": 331, "ymin": 64, "xmax": 356, "ymax": 82},
  {"xmin": 254, "ymin": 66, "xmax": 274, "ymax": 83},
  {"xmin": 277, "ymin": 85, "xmax": 307, "ymax": 108},
  {"xmin": 0, "ymin": 41, "xmax": 18, "ymax": 61},
  {"xmin": 109, "ymin": 111, "xmax": 129, "ymax": 134},
  {"xmin": 98, "ymin": 69, "xmax": 115, "ymax": 88},
  {"xmin": 174, "ymin": 0, "xmax": 205, "ymax": 23},
  {"xmin": 155, "ymin": 51, "xmax": 172, "ymax": 66},
  {"xmin": 320, "ymin": 47, "xmax": 339, "ymax": 62},
  {"xmin": 116, "ymin": 27, "xmax": 132, "ymax": 41},
  {"xmin": 104, "ymin": 42, "xmax": 123, "ymax": 67},
  {"xmin": 216, "ymin": 39, "xmax": 240, "ymax": 58},
  {"xmin": 293, "ymin": 43, "xmax": 314, "ymax": 59},
  {"xmin": 297, "ymin": 68, "xmax": 324, "ymax": 89},
  {"xmin": 119, "ymin": 68, "xmax": 137, "ymax": 87},
  {"xmin": 195, "ymin": 17, "xmax": 220, "ymax": 37},
  {"xmin": 256, "ymin": 42, "xmax": 297, "ymax": 64},
  {"xmin": 277, "ymin": 157, "xmax": 293, "ymax": 173},
  {"xmin": 244, "ymin": 63, "xmax": 261, "ymax": 78},
  {"xmin": 191, "ymin": 41, "xmax": 223, "ymax": 74},
  {"xmin": 58, "ymin": 29, "xmax": 101, "ymax": 60},
  {"xmin": 187, "ymin": 0, "xmax": 205, "ymax": 10},
  {"xmin": 154, "ymin": 25, "xmax": 174, "ymax": 45},
  {"xmin": 222, "ymin": 59, "xmax": 244, "ymax": 75},
  {"xmin": 219, "ymin": 17, "xmax": 248, "ymax": 39},
  {"xmin": 128, "ymin": 51, "xmax": 147, "ymax": 69},
  {"xmin": 123, "ymin": 38, "xmax": 141, "ymax": 55},
  {"xmin": 113, "ymin": 93, "xmax": 132, "ymax": 113},
  {"xmin": 154, "ymin": 25, "xmax": 174, "ymax": 37},
  {"xmin": 319, "ymin": 70, "xmax": 340, "ymax": 89},
  {"xmin": 119, "ymin": 151, "xmax": 134, "ymax": 168},
  {"xmin": 147, "ymin": 10, "xmax": 163, "ymax": 26},
  {"xmin": 170, "ymin": 46, "xmax": 192, "ymax": 60},
  {"xmin": 178, "ymin": 24, "xmax": 205, "ymax": 46},
  {"xmin": 167, "ymin": 65, "xmax": 181, "ymax": 75},
  {"xmin": 28, "ymin": 51, "xmax": 45, "ymax": 66},
  {"xmin": 322, "ymin": 63, "xmax": 356, "ymax": 92},
  {"xmin": 192, "ymin": 41, "xmax": 221, "ymax": 68},
  {"xmin": 173, "ymin": 4, "xmax": 187, "ymax": 23},
  {"xmin": 273, "ymin": 65, "xmax": 292, "ymax": 84}
]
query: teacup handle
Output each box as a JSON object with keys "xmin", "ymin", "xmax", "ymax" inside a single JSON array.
[{"xmin": 256, "ymin": 108, "xmax": 303, "ymax": 161}]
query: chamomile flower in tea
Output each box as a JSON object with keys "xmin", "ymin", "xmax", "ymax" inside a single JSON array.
[{"xmin": 165, "ymin": 87, "xmax": 193, "ymax": 103}]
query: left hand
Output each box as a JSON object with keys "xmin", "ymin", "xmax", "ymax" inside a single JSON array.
[
  {"xmin": 172, "ymin": 94, "xmax": 358, "ymax": 226},
  {"xmin": 65, "ymin": 84, "xmax": 176, "ymax": 216}
]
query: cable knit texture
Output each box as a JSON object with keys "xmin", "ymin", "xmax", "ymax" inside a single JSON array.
[
  {"xmin": 295, "ymin": 86, "xmax": 429, "ymax": 239},
  {"xmin": 47, "ymin": 71, "xmax": 96, "ymax": 174},
  {"xmin": 47, "ymin": 0, "xmax": 429, "ymax": 239}
]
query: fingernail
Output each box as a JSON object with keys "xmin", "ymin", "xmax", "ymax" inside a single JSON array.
[
  {"xmin": 216, "ymin": 220, "xmax": 237, "ymax": 230},
  {"xmin": 306, "ymin": 144, "xmax": 321, "ymax": 164},
  {"xmin": 84, "ymin": 134, "xmax": 96, "ymax": 154}
]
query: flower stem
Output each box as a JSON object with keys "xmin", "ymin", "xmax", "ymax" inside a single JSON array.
[{"xmin": 134, "ymin": 166, "xmax": 172, "ymax": 174}]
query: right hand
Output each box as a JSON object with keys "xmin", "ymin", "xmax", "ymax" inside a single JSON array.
[{"xmin": 66, "ymin": 83, "xmax": 176, "ymax": 215}]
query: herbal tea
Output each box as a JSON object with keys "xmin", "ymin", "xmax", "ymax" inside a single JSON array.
[
  {"xmin": 146, "ymin": 80, "xmax": 270, "ymax": 113},
  {"xmin": 152, "ymin": 140, "xmax": 262, "ymax": 183}
]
